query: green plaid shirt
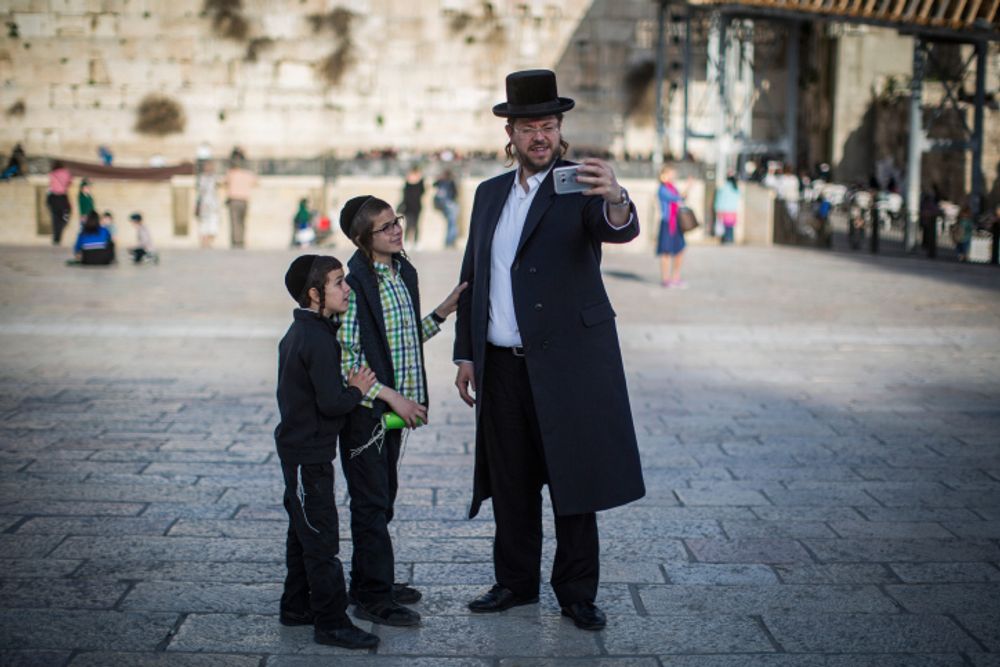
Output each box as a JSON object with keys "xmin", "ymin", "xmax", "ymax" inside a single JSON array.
[{"xmin": 338, "ymin": 260, "xmax": 440, "ymax": 408}]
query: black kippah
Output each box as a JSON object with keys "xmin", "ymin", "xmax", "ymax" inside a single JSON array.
[
  {"xmin": 284, "ymin": 254, "xmax": 319, "ymax": 302},
  {"xmin": 339, "ymin": 195, "xmax": 374, "ymax": 238}
]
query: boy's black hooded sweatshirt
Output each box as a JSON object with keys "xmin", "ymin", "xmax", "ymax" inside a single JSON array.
[{"xmin": 275, "ymin": 308, "xmax": 363, "ymax": 464}]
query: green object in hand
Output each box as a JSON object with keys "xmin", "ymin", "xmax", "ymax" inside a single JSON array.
[{"xmin": 381, "ymin": 412, "xmax": 423, "ymax": 430}]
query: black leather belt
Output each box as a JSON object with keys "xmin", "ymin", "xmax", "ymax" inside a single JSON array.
[{"xmin": 488, "ymin": 343, "xmax": 525, "ymax": 357}]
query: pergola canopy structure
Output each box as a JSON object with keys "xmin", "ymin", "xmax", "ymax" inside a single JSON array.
[
  {"xmin": 688, "ymin": 0, "xmax": 1000, "ymax": 40},
  {"xmin": 650, "ymin": 0, "xmax": 998, "ymax": 253}
]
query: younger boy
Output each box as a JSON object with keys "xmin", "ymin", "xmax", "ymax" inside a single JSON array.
[
  {"xmin": 128, "ymin": 212, "xmax": 158, "ymax": 264},
  {"xmin": 275, "ymin": 254, "xmax": 380, "ymax": 649}
]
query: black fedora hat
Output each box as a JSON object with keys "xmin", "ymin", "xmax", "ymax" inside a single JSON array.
[{"xmin": 492, "ymin": 69, "xmax": 575, "ymax": 119}]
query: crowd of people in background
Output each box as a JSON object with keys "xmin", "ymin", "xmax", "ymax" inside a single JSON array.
[{"xmin": 1, "ymin": 140, "xmax": 996, "ymax": 266}]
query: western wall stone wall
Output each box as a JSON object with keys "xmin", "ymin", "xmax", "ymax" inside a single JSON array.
[{"xmin": 0, "ymin": 0, "xmax": 662, "ymax": 163}]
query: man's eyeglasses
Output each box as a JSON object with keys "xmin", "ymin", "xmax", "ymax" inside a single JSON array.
[
  {"xmin": 373, "ymin": 216, "xmax": 404, "ymax": 235},
  {"xmin": 512, "ymin": 123, "xmax": 560, "ymax": 138}
]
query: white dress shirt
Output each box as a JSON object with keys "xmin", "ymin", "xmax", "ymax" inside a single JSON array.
[{"xmin": 487, "ymin": 166, "xmax": 552, "ymax": 347}]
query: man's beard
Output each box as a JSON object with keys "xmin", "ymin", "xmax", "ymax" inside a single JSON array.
[{"xmin": 515, "ymin": 140, "xmax": 561, "ymax": 174}]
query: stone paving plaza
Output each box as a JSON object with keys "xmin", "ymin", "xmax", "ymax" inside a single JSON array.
[{"xmin": 1, "ymin": 240, "xmax": 999, "ymax": 667}]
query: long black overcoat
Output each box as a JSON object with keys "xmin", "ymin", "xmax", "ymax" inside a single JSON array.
[{"xmin": 454, "ymin": 160, "xmax": 645, "ymax": 518}]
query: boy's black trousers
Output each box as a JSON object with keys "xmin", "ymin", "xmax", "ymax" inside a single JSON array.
[
  {"xmin": 339, "ymin": 406, "xmax": 402, "ymax": 606},
  {"xmin": 482, "ymin": 343, "xmax": 600, "ymax": 606},
  {"xmin": 280, "ymin": 461, "xmax": 351, "ymax": 630}
]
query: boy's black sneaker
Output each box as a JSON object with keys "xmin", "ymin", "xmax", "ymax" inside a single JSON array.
[
  {"xmin": 279, "ymin": 609, "xmax": 314, "ymax": 626},
  {"xmin": 314, "ymin": 623, "xmax": 379, "ymax": 649},
  {"xmin": 353, "ymin": 600, "xmax": 421, "ymax": 627}
]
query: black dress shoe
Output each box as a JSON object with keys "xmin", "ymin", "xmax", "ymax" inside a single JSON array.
[
  {"xmin": 392, "ymin": 583, "xmax": 422, "ymax": 604},
  {"xmin": 348, "ymin": 583, "xmax": 423, "ymax": 606},
  {"xmin": 467, "ymin": 584, "xmax": 539, "ymax": 613},
  {"xmin": 561, "ymin": 601, "xmax": 606, "ymax": 631},
  {"xmin": 353, "ymin": 600, "xmax": 421, "ymax": 627},
  {"xmin": 279, "ymin": 609, "xmax": 314, "ymax": 626},
  {"xmin": 314, "ymin": 623, "xmax": 380, "ymax": 649}
]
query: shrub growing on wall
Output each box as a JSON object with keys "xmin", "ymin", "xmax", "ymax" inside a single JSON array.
[
  {"xmin": 308, "ymin": 8, "xmax": 356, "ymax": 86},
  {"xmin": 204, "ymin": 0, "xmax": 249, "ymax": 41},
  {"xmin": 134, "ymin": 94, "xmax": 186, "ymax": 136}
]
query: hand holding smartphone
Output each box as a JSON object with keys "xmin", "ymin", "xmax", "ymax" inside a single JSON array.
[{"xmin": 553, "ymin": 165, "xmax": 589, "ymax": 195}]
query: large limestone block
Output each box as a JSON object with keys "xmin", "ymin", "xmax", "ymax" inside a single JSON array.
[
  {"xmin": 275, "ymin": 61, "xmax": 315, "ymax": 90},
  {"xmin": 10, "ymin": 13, "xmax": 56, "ymax": 38},
  {"xmin": 49, "ymin": 0, "xmax": 105, "ymax": 13}
]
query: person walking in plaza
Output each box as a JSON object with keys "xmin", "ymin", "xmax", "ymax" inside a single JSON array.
[
  {"xmin": 453, "ymin": 69, "xmax": 645, "ymax": 632},
  {"xmin": 657, "ymin": 164, "xmax": 687, "ymax": 287},
  {"xmin": 401, "ymin": 165, "xmax": 424, "ymax": 246},
  {"xmin": 195, "ymin": 160, "xmax": 221, "ymax": 248},
  {"xmin": 225, "ymin": 149, "xmax": 256, "ymax": 248},
  {"xmin": 47, "ymin": 160, "xmax": 73, "ymax": 245},
  {"xmin": 433, "ymin": 169, "xmax": 460, "ymax": 248},
  {"xmin": 77, "ymin": 178, "xmax": 96, "ymax": 225},
  {"xmin": 274, "ymin": 254, "xmax": 380, "ymax": 650},
  {"xmin": 336, "ymin": 195, "xmax": 466, "ymax": 628},
  {"xmin": 714, "ymin": 172, "xmax": 740, "ymax": 245}
]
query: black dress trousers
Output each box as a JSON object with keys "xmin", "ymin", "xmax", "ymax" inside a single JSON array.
[
  {"xmin": 339, "ymin": 405, "xmax": 403, "ymax": 606},
  {"xmin": 482, "ymin": 344, "xmax": 600, "ymax": 606},
  {"xmin": 280, "ymin": 461, "xmax": 351, "ymax": 630}
]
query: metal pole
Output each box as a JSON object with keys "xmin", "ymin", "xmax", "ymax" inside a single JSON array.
[
  {"xmin": 683, "ymin": 10, "xmax": 692, "ymax": 160},
  {"xmin": 714, "ymin": 14, "xmax": 729, "ymax": 189},
  {"xmin": 905, "ymin": 38, "xmax": 925, "ymax": 253},
  {"xmin": 653, "ymin": 0, "xmax": 667, "ymax": 175},
  {"xmin": 971, "ymin": 41, "xmax": 986, "ymax": 217},
  {"xmin": 784, "ymin": 21, "xmax": 800, "ymax": 170}
]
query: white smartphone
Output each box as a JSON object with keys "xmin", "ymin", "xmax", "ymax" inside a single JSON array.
[{"xmin": 553, "ymin": 165, "xmax": 589, "ymax": 195}]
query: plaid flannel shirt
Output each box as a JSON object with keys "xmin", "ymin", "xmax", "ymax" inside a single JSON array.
[{"xmin": 338, "ymin": 260, "xmax": 440, "ymax": 408}]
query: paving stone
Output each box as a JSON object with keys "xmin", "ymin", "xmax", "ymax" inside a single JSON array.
[
  {"xmin": 0, "ymin": 578, "xmax": 129, "ymax": 609},
  {"xmin": 74, "ymin": 559, "xmax": 286, "ymax": 583},
  {"xmin": 0, "ymin": 535, "xmax": 64, "ymax": 558},
  {"xmin": 0, "ymin": 500, "xmax": 146, "ymax": 516},
  {"xmin": 70, "ymin": 652, "xmax": 262, "ymax": 666},
  {"xmin": 601, "ymin": 615, "xmax": 773, "ymax": 654},
  {"xmin": 498, "ymin": 659, "xmax": 659, "ymax": 667},
  {"xmin": 0, "ymin": 651, "xmax": 75, "ymax": 667},
  {"xmin": 827, "ymin": 520, "xmax": 954, "ymax": 539},
  {"xmin": 772, "ymin": 563, "xmax": 899, "ymax": 584},
  {"xmin": 637, "ymin": 584, "xmax": 898, "ymax": 615},
  {"xmin": 855, "ymin": 507, "xmax": 984, "ymax": 522},
  {"xmin": 803, "ymin": 539, "xmax": 1000, "ymax": 563},
  {"xmin": 663, "ymin": 563, "xmax": 779, "ymax": 585},
  {"xmin": 675, "ymin": 488, "xmax": 773, "ymax": 506},
  {"xmin": 685, "ymin": 539, "xmax": 814, "ymax": 563},
  {"xmin": 15, "ymin": 516, "xmax": 175, "ymax": 536},
  {"xmin": 647, "ymin": 655, "xmax": 968, "ymax": 666},
  {"xmin": 138, "ymin": 503, "xmax": 241, "ymax": 519},
  {"xmin": 0, "ymin": 609, "xmax": 178, "ymax": 650},
  {"xmin": 885, "ymin": 583, "xmax": 1000, "ymax": 614},
  {"xmin": 121, "ymin": 581, "xmax": 280, "ymax": 613},
  {"xmin": 941, "ymin": 521, "xmax": 1000, "ymax": 538},
  {"xmin": 269, "ymin": 658, "xmax": 490, "ymax": 667},
  {"xmin": 166, "ymin": 519, "xmax": 285, "ymax": 539},
  {"xmin": 722, "ymin": 521, "xmax": 837, "ymax": 539},
  {"xmin": 50, "ymin": 536, "xmax": 278, "ymax": 562},
  {"xmin": 888, "ymin": 562, "xmax": 1000, "ymax": 583},
  {"xmin": 750, "ymin": 507, "xmax": 864, "ymax": 522},
  {"xmin": 762, "ymin": 613, "xmax": 981, "ymax": 652}
]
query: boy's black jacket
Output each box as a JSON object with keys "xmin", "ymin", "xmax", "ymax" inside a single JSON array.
[{"xmin": 274, "ymin": 309, "xmax": 362, "ymax": 463}]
